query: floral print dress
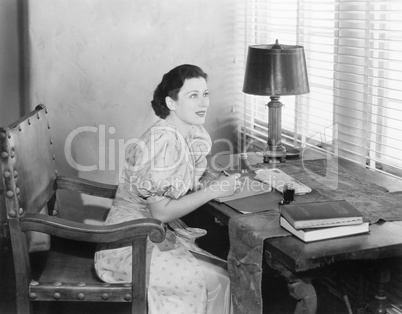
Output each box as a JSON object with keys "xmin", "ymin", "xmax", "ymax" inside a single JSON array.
[{"xmin": 94, "ymin": 119, "xmax": 227, "ymax": 314}]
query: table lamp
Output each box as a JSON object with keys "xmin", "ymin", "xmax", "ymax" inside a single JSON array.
[{"xmin": 243, "ymin": 40, "xmax": 309, "ymax": 163}]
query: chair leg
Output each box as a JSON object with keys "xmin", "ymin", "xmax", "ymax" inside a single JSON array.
[
  {"xmin": 131, "ymin": 236, "xmax": 148, "ymax": 314},
  {"xmin": 16, "ymin": 294, "xmax": 33, "ymax": 314}
]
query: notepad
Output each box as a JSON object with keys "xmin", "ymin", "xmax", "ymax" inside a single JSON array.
[
  {"xmin": 213, "ymin": 176, "xmax": 272, "ymax": 203},
  {"xmin": 255, "ymin": 168, "xmax": 312, "ymax": 195}
]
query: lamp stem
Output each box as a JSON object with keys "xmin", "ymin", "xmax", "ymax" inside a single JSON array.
[{"xmin": 264, "ymin": 96, "xmax": 286, "ymax": 163}]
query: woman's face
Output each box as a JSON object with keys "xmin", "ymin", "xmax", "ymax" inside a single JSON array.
[{"xmin": 168, "ymin": 77, "xmax": 209, "ymax": 126}]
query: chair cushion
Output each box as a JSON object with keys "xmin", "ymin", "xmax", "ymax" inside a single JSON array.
[
  {"xmin": 30, "ymin": 237, "xmax": 133, "ymax": 302},
  {"xmin": 32, "ymin": 237, "xmax": 100, "ymax": 284}
]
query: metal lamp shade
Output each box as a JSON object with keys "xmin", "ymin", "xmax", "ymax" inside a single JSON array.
[{"xmin": 243, "ymin": 43, "xmax": 310, "ymax": 96}]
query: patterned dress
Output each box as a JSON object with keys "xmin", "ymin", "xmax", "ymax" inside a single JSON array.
[{"xmin": 94, "ymin": 119, "xmax": 231, "ymax": 314}]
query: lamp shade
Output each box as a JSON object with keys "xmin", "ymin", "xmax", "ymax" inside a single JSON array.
[{"xmin": 243, "ymin": 41, "xmax": 309, "ymax": 96}]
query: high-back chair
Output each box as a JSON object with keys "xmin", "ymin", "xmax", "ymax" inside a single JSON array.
[{"xmin": 0, "ymin": 104, "xmax": 165, "ymax": 314}]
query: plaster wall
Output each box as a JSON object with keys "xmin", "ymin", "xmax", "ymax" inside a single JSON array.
[
  {"xmin": 27, "ymin": 0, "xmax": 237, "ymax": 221},
  {"xmin": 0, "ymin": 0, "xmax": 21, "ymax": 126}
]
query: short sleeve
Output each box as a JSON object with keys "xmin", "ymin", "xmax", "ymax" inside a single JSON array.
[{"xmin": 121, "ymin": 124, "xmax": 196, "ymax": 204}]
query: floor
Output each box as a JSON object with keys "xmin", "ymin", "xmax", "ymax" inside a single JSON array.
[
  {"xmin": 0, "ymin": 243, "xmax": 348, "ymax": 314},
  {"xmin": 0, "ymin": 211, "xmax": 352, "ymax": 314}
]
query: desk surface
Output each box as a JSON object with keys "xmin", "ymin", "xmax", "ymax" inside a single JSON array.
[
  {"xmin": 265, "ymin": 220, "xmax": 402, "ymax": 272},
  {"xmin": 207, "ymin": 154, "xmax": 402, "ymax": 273},
  {"xmin": 208, "ymin": 199, "xmax": 402, "ymax": 273}
]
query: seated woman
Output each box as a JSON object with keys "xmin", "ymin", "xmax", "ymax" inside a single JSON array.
[{"xmin": 95, "ymin": 64, "xmax": 240, "ymax": 314}]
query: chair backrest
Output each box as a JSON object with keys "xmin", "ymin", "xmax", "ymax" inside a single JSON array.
[
  {"xmin": 1, "ymin": 104, "xmax": 165, "ymax": 314},
  {"xmin": 0, "ymin": 104, "xmax": 56, "ymax": 218}
]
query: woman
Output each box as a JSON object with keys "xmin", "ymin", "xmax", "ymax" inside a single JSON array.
[{"xmin": 95, "ymin": 64, "xmax": 240, "ymax": 313}]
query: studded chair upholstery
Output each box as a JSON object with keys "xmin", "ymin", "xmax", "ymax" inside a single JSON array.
[{"xmin": 0, "ymin": 104, "xmax": 165, "ymax": 314}]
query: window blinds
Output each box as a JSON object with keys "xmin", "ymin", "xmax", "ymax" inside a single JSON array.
[{"xmin": 235, "ymin": 0, "xmax": 402, "ymax": 178}]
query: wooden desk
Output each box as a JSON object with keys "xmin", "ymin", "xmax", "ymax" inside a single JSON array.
[
  {"xmin": 264, "ymin": 220, "xmax": 402, "ymax": 273},
  {"xmin": 203, "ymin": 155, "xmax": 402, "ymax": 314}
]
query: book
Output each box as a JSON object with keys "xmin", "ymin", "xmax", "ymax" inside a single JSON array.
[
  {"xmin": 280, "ymin": 217, "xmax": 370, "ymax": 242},
  {"xmin": 280, "ymin": 200, "xmax": 364, "ymax": 229},
  {"xmin": 213, "ymin": 176, "xmax": 272, "ymax": 203}
]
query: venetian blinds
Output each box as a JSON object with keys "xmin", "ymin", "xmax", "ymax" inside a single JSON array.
[{"xmin": 234, "ymin": 0, "xmax": 402, "ymax": 178}]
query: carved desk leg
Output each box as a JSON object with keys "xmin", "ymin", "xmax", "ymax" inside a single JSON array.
[
  {"xmin": 371, "ymin": 268, "xmax": 390, "ymax": 314},
  {"xmin": 265, "ymin": 252, "xmax": 317, "ymax": 314}
]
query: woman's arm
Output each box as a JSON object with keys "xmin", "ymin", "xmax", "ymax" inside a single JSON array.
[{"xmin": 149, "ymin": 174, "xmax": 240, "ymax": 223}]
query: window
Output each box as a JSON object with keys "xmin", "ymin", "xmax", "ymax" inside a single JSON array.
[{"xmin": 235, "ymin": 0, "xmax": 402, "ymax": 178}]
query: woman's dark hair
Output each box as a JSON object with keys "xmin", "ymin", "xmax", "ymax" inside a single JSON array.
[{"xmin": 151, "ymin": 64, "xmax": 208, "ymax": 119}]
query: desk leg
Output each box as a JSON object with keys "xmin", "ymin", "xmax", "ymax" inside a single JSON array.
[
  {"xmin": 288, "ymin": 280, "xmax": 317, "ymax": 314},
  {"xmin": 265, "ymin": 253, "xmax": 317, "ymax": 314},
  {"xmin": 371, "ymin": 268, "xmax": 390, "ymax": 314}
]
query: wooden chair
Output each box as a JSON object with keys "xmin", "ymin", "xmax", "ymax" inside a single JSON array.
[{"xmin": 0, "ymin": 104, "xmax": 166, "ymax": 314}]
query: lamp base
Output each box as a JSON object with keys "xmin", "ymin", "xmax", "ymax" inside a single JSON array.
[
  {"xmin": 263, "ymin": 146, "xmax": 287, "ymax": 164},
  {"xmin": 285, "ymin": 146, "xmax": 301, "ymax": 157},
  {"xmin": 263, "ymin": 145, "xmax": 301, "ymax": 163}
]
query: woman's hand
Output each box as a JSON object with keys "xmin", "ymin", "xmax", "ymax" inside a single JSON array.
[
  {"xmin": 207, "ymin": 173, "xmax": 242, "ymax": 199},
  {"xmin": 149, "ymin": 173, "xmax": 241, "ymax": 223}
]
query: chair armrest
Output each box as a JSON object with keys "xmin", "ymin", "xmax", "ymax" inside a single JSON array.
[
  {"xmin": 20, "ymin": 213, "xmax": 165, "ymax": 244},
  {"xmin": 56, "ymin": 176, "xmax": 118, "ymax": 198}
]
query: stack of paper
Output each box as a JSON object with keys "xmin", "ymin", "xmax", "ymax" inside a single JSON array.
[
  {"xmin": 214, "ymin": 176, "xmax": 272, "ymax": 203},
  {"xmin": 254, "ymin": 168, "xmax": 312, "ymax": 195}
]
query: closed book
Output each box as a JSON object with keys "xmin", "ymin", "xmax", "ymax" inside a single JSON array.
[
  {"xmin": 280, "ymin": 217, "xmax": 370, "ymax": 242},
  {"xmin": 280, "ymin": 200, "xmax": 364, "ymax": 229}
]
